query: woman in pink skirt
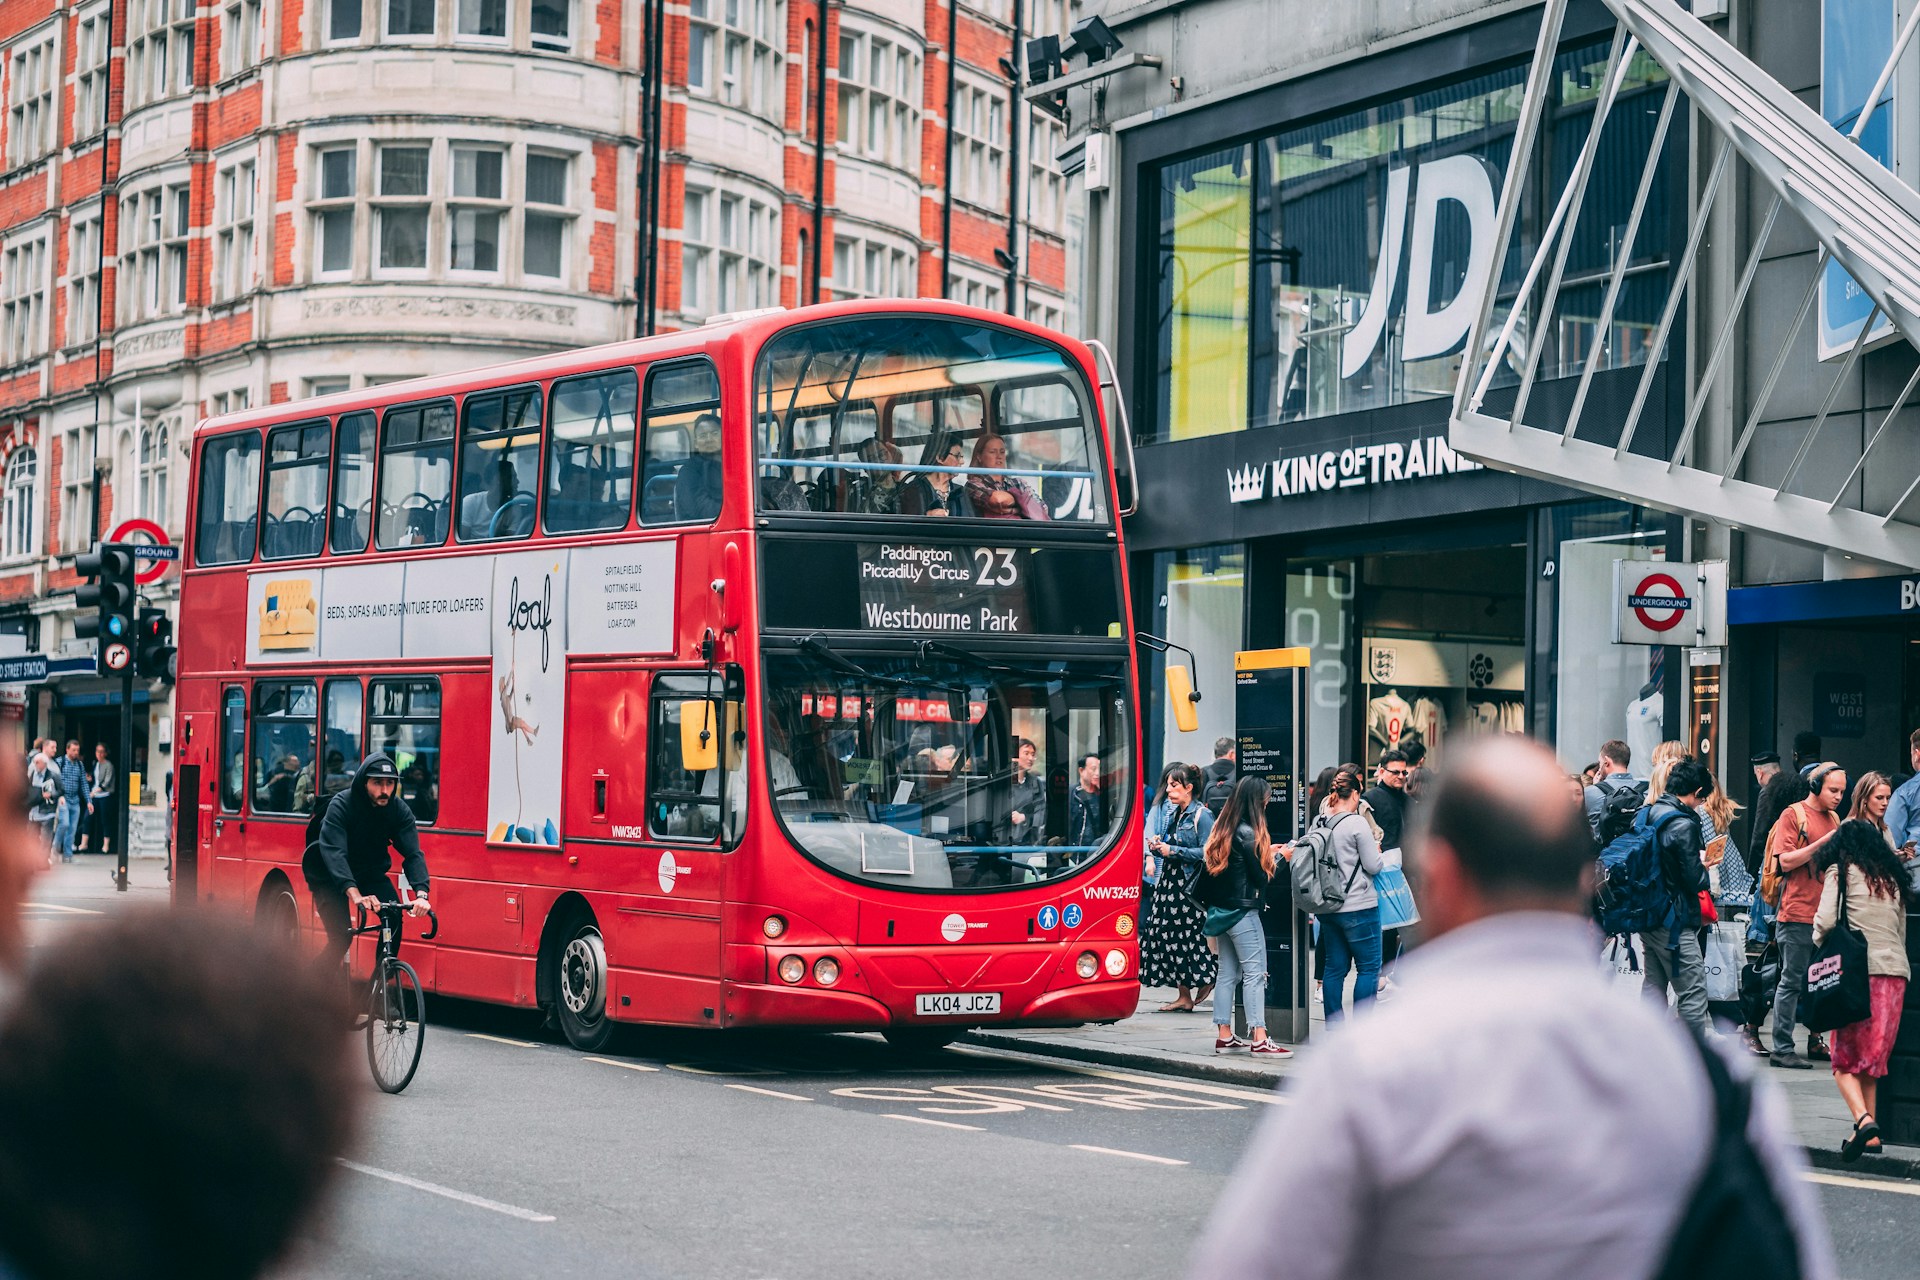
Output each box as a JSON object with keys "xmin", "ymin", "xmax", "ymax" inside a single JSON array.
[{"xmin": 1815, "ymin": 819, "xmax": 1916, "ymax": 1161}]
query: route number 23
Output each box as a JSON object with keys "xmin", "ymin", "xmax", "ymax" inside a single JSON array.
[{"xmin": 972, "ymin": 548, "xmax": 1019, "ymax": 586}]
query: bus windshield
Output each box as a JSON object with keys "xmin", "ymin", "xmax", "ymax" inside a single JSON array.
[
  {"xmin": 764, "ymin": 648, "xmax": 1130, "ymax": 891},
  {"xmin": 755, "ymin": 315, "xmax": 1109, "ymax": 524}
]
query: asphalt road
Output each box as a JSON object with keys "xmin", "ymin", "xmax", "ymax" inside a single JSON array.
[{"xmin": 21, "ymin": 859, "xmax": 1920, "ymax": 1280}]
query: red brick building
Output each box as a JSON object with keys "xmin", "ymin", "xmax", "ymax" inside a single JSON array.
[{"xmin": 0, "ymin": 0, "xmax": 1079, "ymax": 775}]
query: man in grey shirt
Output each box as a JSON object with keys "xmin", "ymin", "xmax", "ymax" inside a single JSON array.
[
  {"xmin": 1582, "ymin": 738, "xmax": 1643, "ymax": 840},
  {"xmin": 1189, "ymin": 735, "xmax": 1832, "ymax": 1280}
]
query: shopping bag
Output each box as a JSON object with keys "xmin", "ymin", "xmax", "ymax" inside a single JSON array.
[
  {"xmin": 1802, "ymin": 866, "xmax": 1872, "ymax": 1034},
  {"xmin": 1704, "ymin": 920, "xmax": 1745, "ymax": 1004},
  {"xmin": 1373, "ymin": 864, "xmax": 1420, "ymax": 929}
]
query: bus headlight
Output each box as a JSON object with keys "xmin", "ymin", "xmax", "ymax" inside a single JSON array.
[
  {"xmin": 778, "ymin": 955, "xmax": 806, "ymax": 984},
  {"xmin": 1114, "ymin": 913, "xmax": 1135, "ymax": 937},
  {"xmin": 762, "ymin": 915, "xmax": 787, "ymax": 939},
  {"xmin": 1104, "ymin": 949, "xmax": 1127, "ymax": 977},
  {"xmin": 1076, "ymin": 951, "xmax": 1099, "ymax": 980},
  {"xmin": 813, "ymin": 957, "xmax": 840, "ymax": 986}
]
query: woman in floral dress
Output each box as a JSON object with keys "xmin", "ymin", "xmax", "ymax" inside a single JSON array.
[{"xmin": 1140, "ymin": 762, "xmax": 1216, "ymax": 1010}]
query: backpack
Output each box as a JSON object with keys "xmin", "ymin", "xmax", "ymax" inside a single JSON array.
[
  {"xmin": 1200, "ymin": 767, "xmax": 1234, "ymax": 817},
  {"xmin": 1757, "ymin": 804, "xmax": 1807, "ymax": 909},
  {"xmin": 1652, "ymin": 1028, "xmax": 1804, "ymax": 1280},
  {"xmin": 1595, "ymin": 805, "xmax": 1688, "ymax": 939},
  {"xmin": 1595, "ymin": 775, "xmax": 1649, "ymax": 846},
  {"xmin": 1289, "ymin": 813, "xmax": 1365, "ymax": 914}
]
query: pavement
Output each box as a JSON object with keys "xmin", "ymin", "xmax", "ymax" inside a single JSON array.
[{"xmin": 967, "ymin": 982, "xmax": 1920, "ymax": 1180}]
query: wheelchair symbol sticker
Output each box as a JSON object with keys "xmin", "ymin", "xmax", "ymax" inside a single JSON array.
[{"xmin": 1063, "ymin": 904, "xmax": 1084, "ymax": 928}]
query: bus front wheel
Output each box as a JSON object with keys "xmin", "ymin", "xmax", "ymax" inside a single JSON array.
[{"xmin": 552, "ymin": 916, "xmax": 615, "ymax": 1052}]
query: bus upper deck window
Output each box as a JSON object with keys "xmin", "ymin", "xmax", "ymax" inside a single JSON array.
[
  {"xmin": 375, "ymin": 400, "xmax": 455, "ymax": 550},
  {"xmin": 193, "ymin": 432, "xmax": 262, "ymax": 566},
  {"xmin": 261, "ymin": 420, "xmax": 330, "ymax": 560},
  {"xmin": 456, "ymin": 385, "xmax": 542, "ymax": 542},
  {"xmin": 330, "ymin": 411, "xmax": 375, "ymax": 554},
  {"xmin": 641, "ymin": 359, "xmax": 722, "ymax": 525},
  {"xmin": 545, "ymin": 368, "xmax": 636, "ymax": 533}
]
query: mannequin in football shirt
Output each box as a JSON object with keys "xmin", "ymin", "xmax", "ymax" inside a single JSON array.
[{"xmin": 1368, "ymin": 689, "xmax": 1414, "ymax": 753}]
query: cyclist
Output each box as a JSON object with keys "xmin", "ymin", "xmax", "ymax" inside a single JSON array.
[{"xmin": 302, "ymin": 754, "xmax": 432, "ymax": 978}]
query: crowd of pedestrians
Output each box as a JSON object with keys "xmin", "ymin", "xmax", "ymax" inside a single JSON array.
[{"xmin": 20, "ymin": 737, "xmax": 117, "ymax": 869}]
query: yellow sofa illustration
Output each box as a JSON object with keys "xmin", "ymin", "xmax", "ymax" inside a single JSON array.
[{"xmin": 258, "ymin": 579, "xmax": 318, "ymax": 651}]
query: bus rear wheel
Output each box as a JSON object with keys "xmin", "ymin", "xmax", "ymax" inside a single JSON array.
[
  {"xmin": 553, "ymin": 917, "xmax": 615, "ymax": 1052},
  {"xmin": 883, "ymin": 1027, "xmax": 958, "ymax": 1053}
]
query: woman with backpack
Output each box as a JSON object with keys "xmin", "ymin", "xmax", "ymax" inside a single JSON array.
[
  {"xmin": 1140, "ymin": 762, "xmax": 1216, "ymax": 1013},
  {"xmin": 1199, "ymin": 776, "xmax": 1289, "ymax": 1057},
  {"xmin": 1292, "ymin": 765, "xmax": 1386, "ymax": 1021},
  {"xmin": 1815, "ymin": 818, "xmax": 1916, "ymax": 1160}
]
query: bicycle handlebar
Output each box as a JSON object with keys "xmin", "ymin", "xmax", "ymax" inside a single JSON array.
[{"xmin": 352, "ymin": 900, "xmax": 440, "ymax": 941}]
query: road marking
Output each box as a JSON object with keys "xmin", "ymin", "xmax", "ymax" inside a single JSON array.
[
  {"xmin": 584, "ymin": 1056, "xmax": 660, "ymax": 1072},
  {"xmin": 1070, "ymin": 1144, "xmax": 1189, "ymax": 1167},
  {"xmin": 665, "ymin": 1061, "xmax": 783, "ymax": 1076},
  {"xmin": 882, "ymin": 1113, "xmax": 984, "ymax": 1132},
  {"xmin": 1805, "ymin": 1171, "xmax": 1920, "ymax": 1197},
  {"xmin": 727, "ymin": 1084, "xmax": 813, "ymax": 1102},
  {"xmin": 338, "ymin": 1160, "xmax": 557, "ymax": 1222},
  {"xmin": 466, "ymin": 1033, "xmax": 540, "ymax": 1049},
  {"xmin": 950, "ymin": 1045, "xmax": 1286, "ymax": 1106},
  {"xmin": 21, "ymin": 902, "xmax": 102, "ymax": 915}
]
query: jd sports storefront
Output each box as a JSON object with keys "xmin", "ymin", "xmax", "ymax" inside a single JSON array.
[{"xmin": 1114, "ymin": 5, "xmax": 1686, "ymax": 779}]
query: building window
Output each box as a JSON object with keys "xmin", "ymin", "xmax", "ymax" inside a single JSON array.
[
  {"xmin": 304, "ymin": 377, "xmax": 349, "ymax": 399},
  {"xmin": 524, "ymin": 151, "xmax": 569, "ymax": 278},
  {"xmin": 214, "ymin": 159, "xmax": 258, "ymax": 301},
  {"xmin": 211, "ymin": 388, "xmax": 251, "ymax": 416},
  {"xmin": 74, "ymin": 10, "xmax": 109, "ymax": 138},
  {"xmin": 1025, "ymin": 296, "xmax": 1064, "ymax": 331},
  {"xmin": 1027, "ymin": 115, "xmax": 1065, "ymax": 232},
  {"xmin": 138, "ymin": 423, "xmax": 171, "ymax": 525},
  {"xmin": 835, "ymin": 25, "xmax": 919, "ymax": 169},
  {"xmin": 449, "ymin": 145, "xmax": 506, "ymax": 273},
  {"xmin": 456, "ymin": 0, "xmax": 506, "ymax": 40},
  {"xmin": 1, "ymin": 234, "xmax": 47, "ymax": 365},
  {"xmin": 312, "ymin": 147, "xmax": 356, "ymax": 277},
  {"xmin": 67, "ymin": 213, "xmax": 101, "ymax": 346},
  {"xmin": 327, "ymin": 0, "xmax": 362, "ymax": 42},
  {"xmin": 7, "ymin": 34, "xmax": 55, "ymax": 168},
  {"xmin": 221, "ymin": 0, "xmax": 262, "ymax": 77},
  {"xmin": 833, "ymin": 233, "xmax": 912, "ymax": 300},
  {"xmin": 128, "ymin": 0, "xmax": 197, "ymax": 108},
  {"xmin": 530, "ymin": 0, "xmax": 571, "ymax": 50},
  {"xmin": 682, "ymin": 184, "xmax": 778, "ymax": 317},
  {"xmin": 3, "ymin": 446, "xmax": 36, "ymax": 559},
  {"xmin": 58, "ymin": 424, "xmax": 92, "ymax": 553},
  {"xmin": 947, "ymin": 262, "xmax": 1002, "ymax": 312},
  {"xmin": 952, "ymin": 78, "xmax": 1008, "ymax": 212},
  {"xmin": 121, "ymin": 185, "xmax": 190, "ymax": 320},
  {"xmin": 375, "ymin": 145, "xmax": 430, "ymax": 274},
  {"xmin": 687, "ymin": 0, "xmax": 783, "ymax": 113},
  {"xmin": 385, "ymin": 0, "xmax": 436, "ymax": 39}
]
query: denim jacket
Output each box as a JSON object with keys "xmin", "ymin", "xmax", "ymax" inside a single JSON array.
[{"xmin": 1145, "ymin": 800, "xmax": 1213, "ymax": 886}]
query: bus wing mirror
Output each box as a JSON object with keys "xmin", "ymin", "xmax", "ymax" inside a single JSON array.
[{"xmin": 1166, "ymin": 664, "xmax": 1200, "ymax": 733}]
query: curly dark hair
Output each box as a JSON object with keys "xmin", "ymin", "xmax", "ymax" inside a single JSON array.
[
  {"xmin": 1831, "ymin": 818, "xmax": 1917, "ymax": 905},
  {"xmin": 0, "ymin": 908, "xmax": 360, "ymax": 1280}
]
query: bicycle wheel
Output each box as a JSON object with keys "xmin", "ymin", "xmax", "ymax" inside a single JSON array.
[{"xmin": 366, "ymin": 959, "xmax": 426, "ymax": 1094}]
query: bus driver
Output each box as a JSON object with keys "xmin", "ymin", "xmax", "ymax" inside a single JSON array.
[{"xmin": 302, "ymin": 754, "xmax": 433, "ymax": 984}]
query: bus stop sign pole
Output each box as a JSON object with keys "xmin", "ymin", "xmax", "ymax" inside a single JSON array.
[{"xmin": 1234, "ymin": 648, "xmax": 1312, "ymax": 1044}]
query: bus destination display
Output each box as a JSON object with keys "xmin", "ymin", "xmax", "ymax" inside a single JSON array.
[{"xmin": 857, "ymin": 543, "xmax": 1030, "ymax": 634}]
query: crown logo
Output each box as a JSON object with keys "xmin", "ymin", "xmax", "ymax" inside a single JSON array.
[{"xmin": 1227, "ymin": 463, "xmax": 1267, "ymax": 503}]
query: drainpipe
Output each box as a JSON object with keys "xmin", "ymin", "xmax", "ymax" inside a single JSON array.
[
  {"xmin": 812, "ymin": 0, "xmax": 829, "ymax": 303},
  {"xmin": 1003, "ymin": 0, "xmax": 1021, "ymax": 314},
  {"xmin": 939, "ymin": 0, "xmax": 958, "ymax": 297}
]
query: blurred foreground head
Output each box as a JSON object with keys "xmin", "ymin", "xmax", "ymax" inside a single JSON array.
[
  {"xmin": 0, "ymin": 747, "xmax": 42, "ymax": 973},
  {"xmin": 0, "ymin": 909, "xmax": 359, "ymax": 1280},
  {"xmin": 1414, "ymin": 735, "xmax": 1595, "ymax": 938}
]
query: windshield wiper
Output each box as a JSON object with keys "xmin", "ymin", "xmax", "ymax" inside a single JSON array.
[
  {"xmin": 800, "ymin": 635, "xmax": 921, "ymax": 690},
  {"xmin": 915, "ymin": 639, "xmax": 1118, "ymax": 686}
]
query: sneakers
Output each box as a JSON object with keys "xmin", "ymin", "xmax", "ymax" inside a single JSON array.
[
  {"xmin": 1249, "ymin": 1039, "xmax": 1293, "ymax": 1058},
  {"xmin": 1213, "ymin": 1034, "xmax": 1249, "ymax": 1054},
  {"xmin": 1770, "ymin": 1050, "xmax": 1813, "ymax": 1069},
  {"xmin": 1808, "ymin": 1033, "xmax": 1831, "ymax": 1062},
  {"xmin": 1312, "ymin": 980, "xmax": 1323, "ymax": 1004}
]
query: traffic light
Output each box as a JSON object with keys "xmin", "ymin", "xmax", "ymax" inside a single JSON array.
[
  {"xmin": 75, "ymin": 542, "xmax": 137, "ymax": 677},
  {"xmin": 136, "ymin": 607, "xmax": 175, "ymax": 683}
]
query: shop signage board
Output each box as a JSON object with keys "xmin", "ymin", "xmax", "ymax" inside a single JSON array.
[
  {"xmin": 1612, "ymin": 560, "xmax": 1727, "ymax": 646},
  {"xmin": 0, "ymin": 653, "xmax": 48, "ymax": 684},
  {"xmin": 1226, "ymin": 434, "xmax": 1482, "ymax": 506},
  {"xmin": 1233, "ymin": 647, "xmax": 1310, "ymax": 1043}
]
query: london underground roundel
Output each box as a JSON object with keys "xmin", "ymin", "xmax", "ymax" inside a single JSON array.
[{"xmin": 1627, "ymin": 572, "xmax": 1692, "ymax": 633}]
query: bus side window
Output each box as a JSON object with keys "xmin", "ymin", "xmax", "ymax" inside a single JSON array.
[
  {"xmin": 456, "ymin": 385, "xmax": 541, "ymax": 542},
  {"xmin": 331, "ymin": 411, "xmax": 375, "ymax": 554},
  {"xmin": 545, "ymin": 368, "xmax": 637, "ymax": 533},
  {"xmin": 641, "ymin": 358, "xmax": 722, "ymax": 525},
  {"xmin": 375, "ymin": 400, "xmax": 456, "ymax": 550},
  {"xmin": 369, "ymin": 677, "xmax": 440, "ymax": 825},
  {"xmin": 647, "ymin": 674, "xmax": 726, "ymax": 843},
  {"xmin": 321, "ymin": 678, "xmax": 364, "ymax": 801},
  {"xmin": 194, "ymin": 432, "xmax": 262, "ymax": 566},
  {"xmin": 220, "ymin": 686, "xmax": 247, "ymax": 812},
  {"xmin": 261, "ymin": 419, "xmax": 331, "ymax": 560},
  {"xmin": 252, "ymin": 680, "xmax": 318, "ymax": 816}
]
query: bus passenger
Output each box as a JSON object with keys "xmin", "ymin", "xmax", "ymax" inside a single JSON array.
[
  {"xmin": 460, "ymin": 459, "xmax": 527, "ymax": 539},
  {"xmin": 902, "ymin": 434, "xmax": 971, "ymax": 517},
  {"xmin": 965, "ymin": 434, "xmax": 1047, "ymax": 520},
  {"xmin": 848, "ymin": 438, "xmax": 905, "ymax": 514},
  {"xmin": 674, "ymin": 414, "xmax": 724, "ymax": 522},
  {"xmin": 1004, "ymin": 737, "xmax": 1047, "ymax": 844}
]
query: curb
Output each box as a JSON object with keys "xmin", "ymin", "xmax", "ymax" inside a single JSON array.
[{"xmin": 964, "ymin": 1030, "xmax": 1920, "ymax": 1181}]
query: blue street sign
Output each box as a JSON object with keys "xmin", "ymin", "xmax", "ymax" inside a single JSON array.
[
  {"xmin": 1037, "ymin": 905, "xmax": 1059, "ymax": 930},
  {"xmin": 1063, "ymin": 903, "xmax": 1083, "ymax": 928},
  {"xmin": 0, "ymin": 653, "xmax": 47, "ymax": 684}
]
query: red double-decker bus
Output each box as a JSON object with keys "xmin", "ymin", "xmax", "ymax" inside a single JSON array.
[{"xmin": 175, "ymin": 301, "xmax": 1141, "ymax": 1050}]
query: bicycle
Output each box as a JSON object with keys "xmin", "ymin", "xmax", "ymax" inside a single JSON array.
[{"xmin": 348, "ymin": 898, "xmax": 438, "ymax": 1094}]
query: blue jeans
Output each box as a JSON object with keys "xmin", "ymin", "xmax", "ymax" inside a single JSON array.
[
  {"xmin": 1321, "ymin": 907, "xmax": 1383, "ymax": 1021},
  {"xmin": 53, "ymin": 799, "xmax": 84, "ymax": 860},
  {"xmin": 1211, "ymin": 911, "xmax": 1268, "ymax": 1032}
]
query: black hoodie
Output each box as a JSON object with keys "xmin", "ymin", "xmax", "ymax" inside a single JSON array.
[{"xmin": 301, "ymin": 753, "xmax": 429, "ymax": 896}]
